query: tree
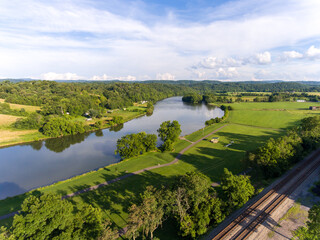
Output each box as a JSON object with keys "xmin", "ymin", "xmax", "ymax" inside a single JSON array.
[
  {"xmin": 220, "ymin": 168, "xmax": 255, "ymax": 212},
  {"xmin": 293, "ymin": 204, "xmax": 320, "ymax": 240},
  {"xmin": 115, "ymin": 132, "xmax": 157, "ymax": 159},
  {"xmin": 10, "ymin": 193, "xmax": 103, "ymax": 240},
  {"xmin": 172, "ymin": 172, "xmax": 223, "ymax": 238},
  {"xmin": 157, "ymin": 120, "xmax": 181, "ymax": 143},
  {"xmin": 126, "ymin": 186, "xmax": 164, "ymax": 240},
  {"xmin": 99, "ymin": 220, "xmax": 119, "ymax": 240}
]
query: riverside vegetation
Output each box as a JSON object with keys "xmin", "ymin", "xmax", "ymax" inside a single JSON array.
[{"xmin": 2, "ymin": 80, "xmax": 320, "ymax": 239}]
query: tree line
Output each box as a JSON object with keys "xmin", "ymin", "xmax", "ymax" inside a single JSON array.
[{"xmin": 0, "ymin": 170, "xmax": 255, "ymax": 240}]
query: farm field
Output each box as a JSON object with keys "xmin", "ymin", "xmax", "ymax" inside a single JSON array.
[{"xmin": 228, "ymin": 102, "xmax": 320, "ymax": 129}]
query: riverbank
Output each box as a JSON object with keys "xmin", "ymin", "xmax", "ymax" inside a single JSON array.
[
  {"xmin": 1, "ymin": 101, "xmax": 319, "ymax": 238},
  {"xmin": 0, "ymin": 108, "xmax": 147, "ymax": 149}
]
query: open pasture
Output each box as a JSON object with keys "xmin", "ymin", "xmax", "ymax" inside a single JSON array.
[
  {"xmin": 228, "ymin": 102, "xmax": 320, "ymax": 129},
  {"xmin": 0, "ymin": 114, "xmax": 20, "ymax": 126},
  {"xmin": 0, "ymin": 99, "xmax": 40, "ymax": 112}
]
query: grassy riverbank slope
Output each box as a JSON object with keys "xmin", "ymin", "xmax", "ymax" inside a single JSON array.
[{"xmin": 1, "ymin": 101, "xmax": 320, "ymax": 238}]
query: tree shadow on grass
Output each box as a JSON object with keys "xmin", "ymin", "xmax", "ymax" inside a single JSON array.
[
  {"xmin": 67, "ymin": 171, "xmax": 177, "ymax": 229},
  {"xmin": 176, "ymin": 130, "xmax": 283, "ymax": 182}
]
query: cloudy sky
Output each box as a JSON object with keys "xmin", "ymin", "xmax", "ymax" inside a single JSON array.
[{"xmin": 1, "ymin": 0, "xmax": 320, "ymax": 81}]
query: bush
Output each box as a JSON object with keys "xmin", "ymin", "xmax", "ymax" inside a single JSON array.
[
  {"xmin": 13, "ymin": 113, "xmax": 44, "ymax": 129},
  {"xmin": 42, "ymin": 117, "xmax": 86, "ymax": 137}
]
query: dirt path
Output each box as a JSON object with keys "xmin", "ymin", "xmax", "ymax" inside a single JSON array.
[
  {"xmin": 0, "ymin": 124, "xmax": 228, "ymax": 220},
  {"xmin": 62, "ymin": 124, "xmax": 227, "ymax": 199}
]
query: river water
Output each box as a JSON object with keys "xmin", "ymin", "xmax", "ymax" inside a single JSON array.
[{"xmin": 0, "ymin": 97, "xmax": 223, "ymax": 199}]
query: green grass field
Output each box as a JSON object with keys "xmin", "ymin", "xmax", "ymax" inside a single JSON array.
[
  {"xmin": 0, "ymin": 99, "xmax": 40, "ymax": 112},
  {"xmin": 228, "ymin": 102, "xmax": 320, "ymax": 129},
  {"xmin": 0, "ymin": 100, "xmax": 318, "ymax": 236}
]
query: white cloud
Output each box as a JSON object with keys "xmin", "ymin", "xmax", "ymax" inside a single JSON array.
[
  {"xmin": 0, "ymin": 0, "xmax": 320, "ymax": 80},
  {"xmin": 306, "ymin": 45, "xmax": 320, "ymax": 58},
  {"xmin": 156, "ymin": 73, "xmax": 175, "ymax": 80},
  {"xmin": 91, "ymin": 74, "xmax": 137, "ymax": 81},
  {"xmin": 41, "ymin": 72, "xmax": 84, "ymax": 80},
  {"xmin": 198, "ymin": 57, "xmax": 241, "ymax": 69},
  {"xmin": 253, "ymin": 51, "xmax": 272, "ymax": 64},
  {"xmin": 282, "ymin": 50, "xmax": 303, "ymax": 60}
]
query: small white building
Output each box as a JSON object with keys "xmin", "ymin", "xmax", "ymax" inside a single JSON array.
[{"xmin": 296, "ymin": 100, "xmax": 306, "ymax": 102}]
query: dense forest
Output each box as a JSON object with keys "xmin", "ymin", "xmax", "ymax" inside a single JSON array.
[{"xmin": 1, "ymin": 80, "xmax": 320, "ymax": 138}]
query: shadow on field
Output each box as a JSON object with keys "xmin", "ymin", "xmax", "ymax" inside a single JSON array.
[
  {"xmin": 178, "ymin": 130, "xmax": 283, "ymax": 181},
  {"xmin": 66, "ymin": 171, "xmax": 177, "ymax": 228}
]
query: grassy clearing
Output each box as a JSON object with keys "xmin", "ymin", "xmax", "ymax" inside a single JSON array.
[
  {"xmin": 64, "ymin": 124, "xmax": 282, "ymax": 230},
  {"xmin": 0, "ymin": 139, "xmax": 191, "ymax": 216},
  {"xmin": 0, "ymin": 101, "xmax": 315, "ymax": 233},
  {"xmin": 228, "ymin": 102, "xmax": 320, "ymax": 129},
  {"xmin": 0, "ymin": 129, "xmax": 44, "ymax": 147},
  {"xmin": 0, "ymin": 114, "xmax": 20, "ymax": 126},
  {"xmin": 0, "ymin": 99, "xmax": 40, "ymax": 112}
]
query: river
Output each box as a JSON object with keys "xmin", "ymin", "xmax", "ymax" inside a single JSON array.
[{"xmin": 0, "ymin": 97, "xmax": 223, "ymax": 199}]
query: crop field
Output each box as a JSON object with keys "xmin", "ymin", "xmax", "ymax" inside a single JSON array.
[
  {"xmin": 228, "ymin": 102, "xmax": 320, "ymax": 129},
  {"xmin": 0, "ymin": 99, "xmax": 40, "ymax": 112}
]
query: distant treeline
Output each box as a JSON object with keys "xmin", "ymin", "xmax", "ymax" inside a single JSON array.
[{"xmin": 2, "ymin": 80, "xmax": 320, "ymax": 138}]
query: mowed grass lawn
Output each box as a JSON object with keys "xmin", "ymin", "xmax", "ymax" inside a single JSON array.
[
  {"xmin": 0, "ymin": 101, "xmax": 315, "ymax": 231},
  {"xmin": 0, "ymin": 139, "xmax": 191, "ymax": 217},
  {"xmin": 66, "ymin": 124, "xmax": 282, "ymax": 229},
  {"xmin": 229, "ymin": 102, "xmax": 320, "ymax": 129}
]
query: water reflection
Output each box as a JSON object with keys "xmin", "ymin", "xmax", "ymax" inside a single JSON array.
[
  {"xmin": 44, "ymin": 133, "xmax": 90, "ymax": 153},
  {"xmin": 109, "ymin": 123, "xmax": 124, "ymax": 132},
  {"xmin": 95, "ymin": 130, "xmax": 104, "ymax": 137},
  {"xmin": 0, "ymin": 97, "xmax": 223, "ymax": 199}
]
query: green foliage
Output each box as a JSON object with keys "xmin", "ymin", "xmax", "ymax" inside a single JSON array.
[
  {"xmin": 293, "ymin": 204, "xmax": 320, "ymax": 239},
  {"xmin": 220, "ymin": 168, "xmax": 255, "ymax": 212},
  {"xmin": 246, "ymin": 116, "xmax": 320, "ymax": 178},
  {"xmin": 146, "ymin": 102, "xmax": 154, "ymax": 116},
  {"xmin": 9, "ymin": 193, "xmax": 103, "ymax": 240},
  {"xmin": 172, "ymin": 172, "xmax": 223, "ymax": 238},
  {"xmin": 0, "ymin": 103, "xmax": 28, "ymax": 117},
  {"xmin": 127, "ymin": 186, "xmax": 164, "ymax": 240},
  {"xmin": 182, "ymin": 94, "xmax": 203, "ymax": 104},
  {"xmin": 109, "ymin": 116, "xmax": 124, "ymax": 126},
  {"xmin": 13, "ymin": 113, "xmax": 44, "ymax": 129},
  {"xmin": 126, "ymin": 172, "xmax": 224, "ymax": 239},
  {"xmin": 157, "ymin": 120, "xmax": 181, "ymax": 143},
  {"xmin": 115, "ymin": 132, "xmax": 157, "ymax": 159},
  {"xmin": 42, "ymin": 117, "xmax": 86, "ymax": 137}
]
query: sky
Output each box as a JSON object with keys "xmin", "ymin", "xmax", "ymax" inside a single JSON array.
[{"xmin": 1, "ymin": 0, "xmax": 320, "ymax": 81}]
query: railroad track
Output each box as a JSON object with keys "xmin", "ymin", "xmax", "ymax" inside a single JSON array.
[{"xmin": 210, "ymin": 148, "xmax": 320, "ymax": 240}]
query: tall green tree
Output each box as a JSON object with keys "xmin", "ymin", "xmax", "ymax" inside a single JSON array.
[
  {"xmin": 157, "ymin": 120, "xmax": 181, "ymax": 142},
  {"xmin": 10, "ymin": 193, "xmax": 103, "ymax": 240},
  {"xmin": 115, "ymin": 132, "xmax": 157, "ymax": 159},
  {"xmin": 220, "ymin": 168, "xmax": 255, "ymax": 212}
]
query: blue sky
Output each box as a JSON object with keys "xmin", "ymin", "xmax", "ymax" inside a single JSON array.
[{"xmin": 1, "ymin": 0, "xmax": 320, "ymax": 81}]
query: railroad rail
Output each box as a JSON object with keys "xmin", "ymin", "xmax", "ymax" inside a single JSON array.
[{"xmin": 209, "ymin": 148, "xmax": 320, "ymax": 240}]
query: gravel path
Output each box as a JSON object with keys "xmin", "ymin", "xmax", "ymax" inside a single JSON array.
[{"xmin": 0, "ymin": 124, "xmax": 228, "ymax": 220}]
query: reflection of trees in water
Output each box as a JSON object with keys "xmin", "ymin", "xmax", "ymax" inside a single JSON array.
[
  {"xmin": 27, "ymin": 141, "xmax": 43, "ymax": 151},
  {"xmin": 109, "ymin": 123, "xmax": 124, "ymax": 132},
  {"xmin": 146, "ymin": 111, "xmax": 153, "ymax": 117},
  {"xmin": 45, "ymin": 132, "xmax": 90, "ymax": 153},
  {"xmin": 95, "ymin": 130, "xmax": 103, "ymax": 137}
]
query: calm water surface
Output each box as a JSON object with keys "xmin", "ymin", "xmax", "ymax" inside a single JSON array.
[{"xmin": 0, "ymin": 97, "xmax": 223, "ymax": 199}]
